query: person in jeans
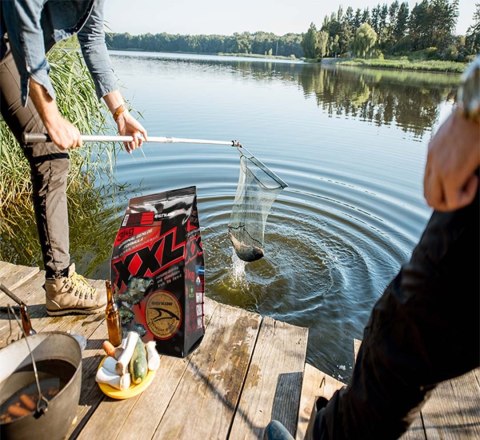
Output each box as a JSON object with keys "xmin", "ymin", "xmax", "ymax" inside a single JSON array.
[
  {"xmin": 0, "ymin": 0, "xmax": 148, "ymax": 316},
  {"xmin": 265, "ymin": 56, "xmax": 480, "ymax": 440}
]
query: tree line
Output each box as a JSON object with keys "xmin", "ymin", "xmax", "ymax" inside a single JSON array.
[
  {"xmin": 303, "ymin": 0, "xmax": 479, "ymax": 61},
  {"xmin": 106, "ymin": 1, "xmax": 479, "ymax": 61},
  {"xmin": 106, "ymin": 32, "xmax": 304, "ymax": 59}
]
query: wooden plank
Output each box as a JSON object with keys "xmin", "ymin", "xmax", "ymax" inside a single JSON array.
[
  {"xmin": 67, "ymin": 316, "xmax": 110, "ymax": 438},
  {"xmin": 229, "ymin": 317, "xmax": 308, "ymax": 440},
  {"xmin": 0, "ymin": 269, "xmax": 45, "ymax": 306},
  {"xmin": 400, "ymin": 415, "xmax": 426, "ymax": 440},
  {"xmin": 0, "ymin": 262, "xmax": 39, "ymax": 290},
  {"xmin": 0, "ymin": 261, "xmax": 17, "ymax": 277},
  {"xmin": 421, "ymin": 369, "xmax": 480, "ymax": 439},
  {"xmin": 150, "ymin": 303, "xmax": 262, "ymax": 440},
  {"xmin": 296, "ymin": 363, "xmax": 345, "ymax": 440}
]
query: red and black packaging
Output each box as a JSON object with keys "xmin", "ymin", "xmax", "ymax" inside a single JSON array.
[{"xmin": 111, "ymin": 186, "xmax": 205, "ymax": 358}]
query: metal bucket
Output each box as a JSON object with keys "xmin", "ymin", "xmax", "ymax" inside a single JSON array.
[{"xmin": 0, "ymin": 332, "xmax": 82, "ymax": 440}]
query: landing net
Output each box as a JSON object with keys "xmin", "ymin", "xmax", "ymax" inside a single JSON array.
[{"xmin": 228, "ymin": 147, "xmax": 287, "ymax": 262}]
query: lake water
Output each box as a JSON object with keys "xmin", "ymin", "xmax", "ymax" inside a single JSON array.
[
  {"xmin": 102, "ymin": 51, "xmax": 460, "ymax": 381},
  {"xmin": 13, "ymin": 50, "xmax": 463, "ymax": 381}
]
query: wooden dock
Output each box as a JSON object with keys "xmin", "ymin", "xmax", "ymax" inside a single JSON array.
[{"xmin": 0, "ymin": 260, "xmax": 478, "ymax": 439}]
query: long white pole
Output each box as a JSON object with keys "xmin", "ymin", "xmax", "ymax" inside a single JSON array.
[{"xmin": 23, "ymin": 133, "xmax": 241, "ymax": 147}]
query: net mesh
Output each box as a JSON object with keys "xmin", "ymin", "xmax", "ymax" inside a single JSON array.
[{"xmin": 228, "ymin": 148, "xmax": 287, "ymax": 262}]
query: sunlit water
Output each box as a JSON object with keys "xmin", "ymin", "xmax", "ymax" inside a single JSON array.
[{"xmin": 20, "ymin": 51, "xmax": 464, "ymax": 381}]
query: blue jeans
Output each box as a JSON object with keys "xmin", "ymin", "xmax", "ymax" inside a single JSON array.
[{"xmin": 311, "ymin": 182, "xmax": 479, "ymax": 439}]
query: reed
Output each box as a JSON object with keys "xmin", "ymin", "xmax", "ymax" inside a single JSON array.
[{"xmin": 0, "ymin": 38, "xmax": 122, "ymax": 268}]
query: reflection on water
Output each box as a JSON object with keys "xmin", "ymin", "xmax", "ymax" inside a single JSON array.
[
  {"xmin": 299, "ymin": 66, "xmax": 457, "ymax": 137},
  {"xmin": 122, "ymin": 50, "xmax": 458, "ymax": 137},
  {"xmin": 3, "ymin": 51, "xmax": 460, "ymax": 381}
]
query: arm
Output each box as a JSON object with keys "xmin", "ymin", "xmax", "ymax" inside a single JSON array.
[
  {"xmin": 2, "ymin": 0, "xmax": 56, "ymax": 105},
  {"xmin": 2, "ymin": 0, "xmax": 80, "ymax": 149},
  {"xmin": 423, "ymin": 59, "xmax": 480, "ymax": 212},
  {"xmin": 29, "ymin": 79, "xmax": 82, "ymax": 150},
  {"xmin": 103, "ymin": 91, "xmax": 148, "ymax": 153},
  {"xmin": 78, "ymin": 0, "xmax": 147, "ymax": 152}
]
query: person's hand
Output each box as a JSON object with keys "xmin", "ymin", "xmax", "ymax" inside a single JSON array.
[
  {"xmin": 424, "ymin": 110, "xmax": 480, "ymax": 211},
  {"xmin": 44, "ymin": 114, "xmax": 83, "ymax": 150},
  {"xmin": 29, "ymin": 78, "xmax": 82, "ymax": 150},
  {"xmin": 115, "ymin": 111, "xmax": 148, "ymax": 153}
]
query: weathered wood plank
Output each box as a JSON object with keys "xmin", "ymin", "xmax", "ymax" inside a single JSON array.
[
  {"xmin": 0, "ymin": 261, "xmax": 10, "ymax": 278},
  {"xmin": 296, "ymin": 363, "xmax": 345, "ymax": 440},
  {"xmin": 421, "ymin": 369, "xmax": 480, "ymax": 439},
  {"xmin": 150, "ymin": 303, "xmax": 262, "ymax": 440},
  {"xmin": 400, "ymin": 415, "xmax": 426, "ymax": 440},
  {"xmin": 0, "ymin": 261, "xmax": 39, "ymax": 290},
  {"xmin": 67, "ymin": 317, "xmax": 110, "ymax": 438},
  {"xmin": 229, "ymin": 317, "xmax": 308, "ymax": 440}
]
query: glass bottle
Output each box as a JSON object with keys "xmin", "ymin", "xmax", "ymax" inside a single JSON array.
[
  {"xmin": 105, "ymin": 280, "xmax": 122, "ymax": 347},
  {"xmin": 20, "ymin": 304, "xmax": 36, "ymax": 336}
]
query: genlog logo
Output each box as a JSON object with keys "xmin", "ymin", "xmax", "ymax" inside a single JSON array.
[{"xmin": 146, "ymin": 291, "xmax": 182, "ymax": 340}]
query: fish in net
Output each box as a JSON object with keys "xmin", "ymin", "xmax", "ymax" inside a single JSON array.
[{"xmin": 228, "ymin": 147, "xmax": 287, "ymax": 262}]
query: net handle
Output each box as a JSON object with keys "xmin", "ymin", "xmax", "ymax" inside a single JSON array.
[{"xmin": 23, "ymin": 132, "xmax": 241, "ymax": 147}]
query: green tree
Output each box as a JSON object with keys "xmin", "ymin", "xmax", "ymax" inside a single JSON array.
[
  {"xmin": 394, "ymin": 2, "xmax": 410, "ymax": 41},
  {"xmin": 409, "ymin": 0, "xmax": 458, "ymax": 51},
  {"xmin": 466, "ymin": 3, "xmax": 480, "ymax": 55},
  {"xmin": 371, "ymin": 5, "xmax": 381, "ymax": 33},
  {"xmin": 351, "ymin": 23, "xmax": 378, "ymax": 58},
  {"xmin": 302, "ymin": 23, "xmax": 319, "ymax": 58},
  {"xmin": 354, "ymin": 8, "xmax": 363, "ymax": 28},
  {"xmin": 317, "ymin": 31, "xmax": 329, "ymax": 58},
  {"xmin": 362, "ymin": 8, "xmax": 371, "ymax": 25},
  {"xmin": 329, "ymin": 34, "xmax": 341, "ymax": 57},
  {"xmin": 340, "ymin": 7, "xmax": 355, "ymax": 55}
]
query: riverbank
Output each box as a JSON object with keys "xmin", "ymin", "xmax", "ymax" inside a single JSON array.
[
  {"xmin": 319, "ymin": 57, "xmax": 467, "ymax": 74},
  {"xmin": 217, "ymin": 52, "xmax": 298, "ymax": 61}
]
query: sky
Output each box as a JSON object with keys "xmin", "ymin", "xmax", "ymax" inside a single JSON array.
[{"xmin": 104, "ymin": 0, "xmax": 476, "ymax": 37}]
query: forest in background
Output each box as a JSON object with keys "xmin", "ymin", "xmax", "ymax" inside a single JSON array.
[{"xmin": 106, "ymin": 1, "xmax": 479, "ymax": 63}]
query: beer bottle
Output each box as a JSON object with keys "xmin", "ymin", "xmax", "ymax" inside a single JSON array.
[
  {"xmin": 20, "ymin": 304, "xmax": 36, "ymax": 336},
  {"xmin": 105, "ymin": 280, "xmax": 122, "ymax": 347}
]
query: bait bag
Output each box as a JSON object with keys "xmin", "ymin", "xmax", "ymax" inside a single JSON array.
[{"xmin": 111, "ymin": 186, "xmax": 205, "ymax": 358}]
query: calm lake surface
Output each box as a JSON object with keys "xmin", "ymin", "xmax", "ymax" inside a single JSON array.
[{"xmin": 35, "ymin": 51, "xmax": 466, "ymax": 380}]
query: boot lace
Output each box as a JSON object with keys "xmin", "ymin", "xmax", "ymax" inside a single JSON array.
[{"xmin": 65, "ymin": 272, "xmax": 95, "ymax": 300}]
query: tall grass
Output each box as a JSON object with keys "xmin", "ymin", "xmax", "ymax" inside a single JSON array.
[{"xmin": 0, "ymin": 38, "xmax": 123, "ymax": 269}]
